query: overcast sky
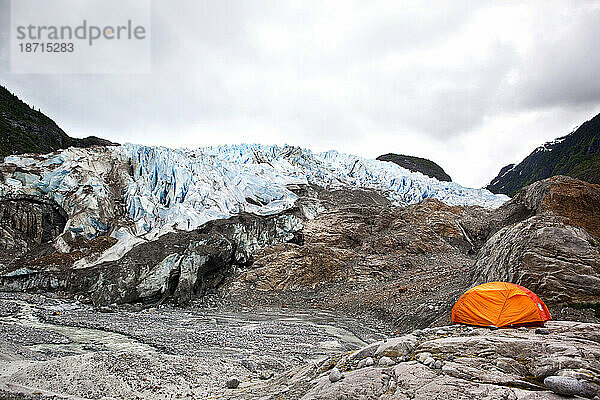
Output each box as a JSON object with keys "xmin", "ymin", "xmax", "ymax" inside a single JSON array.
[{"xmin": 1, "ymin": 0, "xmax": 600, "ymax": 187}]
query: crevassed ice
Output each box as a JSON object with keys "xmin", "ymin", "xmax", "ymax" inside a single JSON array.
[
  {"xmin": 122, "ymin": 144, "xmax": 305, "ymax": 235},
  {"xmin": 122, "ymin": 143, "xmax": 508, "ymax": 236},
  {"xmin": 0, "ymin": 147, "xmax": 125, "ymax": 239},
  {"xmin": 1, "ymin": 143, "xmax": 508, "ymax": 243}
]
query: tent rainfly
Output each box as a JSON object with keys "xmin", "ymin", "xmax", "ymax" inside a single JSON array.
[{"xmin": 451, "ymin": 282, "xmax": 551, "ymax": 327}]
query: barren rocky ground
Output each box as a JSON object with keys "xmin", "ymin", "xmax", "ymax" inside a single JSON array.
[
  {"xmin": 240, "ymin": 320, "xmax": 600, "ymax": 400},
  {"xmin": 0, "ymin": 292, "xmax": 383, "ymax": 399},
  {"xmin": 1, "ymin": 291, "xmax": 599, "ymax": 399},
  {"xmin": 1, "ymin": 176, "xmax": 600, "ymax": 399}
]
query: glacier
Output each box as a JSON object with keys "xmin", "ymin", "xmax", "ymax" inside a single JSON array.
[
  {"xmin": 123, "ymin": 143, "xmax": 508, "ymax": 235},
  {"xmin": 0, "ymin": 143, "xmax": 508, "ymax": 264}
]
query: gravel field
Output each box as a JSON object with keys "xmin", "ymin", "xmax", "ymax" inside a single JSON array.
[{"xmin": 0, "ymin": 292, "xmax": 382, "ymax": 399}]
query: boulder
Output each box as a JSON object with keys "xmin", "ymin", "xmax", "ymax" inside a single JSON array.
[
  {"xmin": 378, "ymin": 356, "xmax": 395, "ymax": 367},
  {"xmin": 423, "ymin": 356, "xmax": 435, "ymax": 367},
  {"xmin": 356, "ymin": 357, "xmax": 374, "ymax": 369},
  {"xmin": 241, "ymin": 359, "xmax": 258, "ymax": 373},
  {"xmin": 259, "ymin": 370, "xmax": 273, "ymax": 380},
  {"xmin": 415, "ymin": 352, "xmax": 432, "ymax": 363},
  {"xmin": 226, "ymin": 377, "xmax": 240, "ymax": 389},
  {"xmin": 374, "ymin": 334, "xmax": 417, "ymax": 357},
  {"xmin": 544, "ymin": 376, "xmax": 584, "ymax": 397},
  {"xmin": 472, "ymin": 215, "xmax": 600, "ymax": 305},
  {"xmin": 328, "ymin": 368, "xmax": 343, "ymax": 383}
]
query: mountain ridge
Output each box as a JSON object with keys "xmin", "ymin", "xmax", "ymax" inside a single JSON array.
[
  {"xmin": 487, "ymin": 112, "xmax": 600, "ymax": 196},
  {"xmin": 0, "ymin": 85, "xmax": 117, "ymax": 157}
]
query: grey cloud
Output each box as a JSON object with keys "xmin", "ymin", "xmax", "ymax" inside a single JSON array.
[{"xmin": 516, "ymin": 9, "xmax": 600, "ymax": 109}]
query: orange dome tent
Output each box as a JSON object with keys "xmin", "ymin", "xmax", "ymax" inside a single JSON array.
[{"xmin": 451, "ymin": 282, "xmax": 551, "ymax": 327}]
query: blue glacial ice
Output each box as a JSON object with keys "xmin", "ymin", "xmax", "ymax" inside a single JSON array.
[
  {"xmin": 1, "ymin": 144, "xmax": 509, "ymax": 251},
  {"xmin": 122, "ymin": 143, "xmax": 508, "ymax": 237}
]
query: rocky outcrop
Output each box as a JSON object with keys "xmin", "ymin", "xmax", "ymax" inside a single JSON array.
[
  {"xmin": 236, "ymin": 321, "xmax": 600, "ymax": 399},
  {"xmin": 89, "ymin": 210, "xmax": 303, "ymax": 305},
  {"xmin": 495, "ymin": 175, "xmax": 600, "ymax": 237},
  {"xmin": 472, "ymin": 215, "xmax": 600, "ymax": 305},
  {"xmin": 534, "ymin": 176, "xmax": 600, "ymax": 237},
  {"xmin": 470, "ymin": 176, "xmax": 600, "ymax": 308},
  {"xmin": 0, "ymin": 196, "xmax": 66, "ymax": 264},
  {"xmin": 0, "ymin": 196, "xmax": 66, "ymax": 245},
  {"xmin": 461, "ymin": 175, "xmax": 600, "ymax": 250},
  {"xmin": 376, "ymin": 153, "xmax": 452, "ymax": 181}
]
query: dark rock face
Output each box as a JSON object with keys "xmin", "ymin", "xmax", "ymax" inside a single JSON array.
[
  {"xmin": 0, "ymin": 85, "xmax": 117, "ymax": 157},
  {"xmin": 91, "ymin": 211, "xmax": 301, "ymax": 306},
  {"xmin": 0, "ymin": 196, "xmax": 66, "ymax": 262},
  {"xmin": 0, "ymin": 210, "xmax": 303, "ymax": 306},
  {"xmin": 91, "ymin": 233, "xmax": 238, "ymax": 306},
  {"xmin": 0, "ymin": 196, "xmax": 66, "ymax": 244},
  {"xmin": 487, "ymin": 112, "xmax": 600, "ymax": 196},
  {"xmin": 376, "ymin": 153, "xmax": 452, "ymax": 181}
]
